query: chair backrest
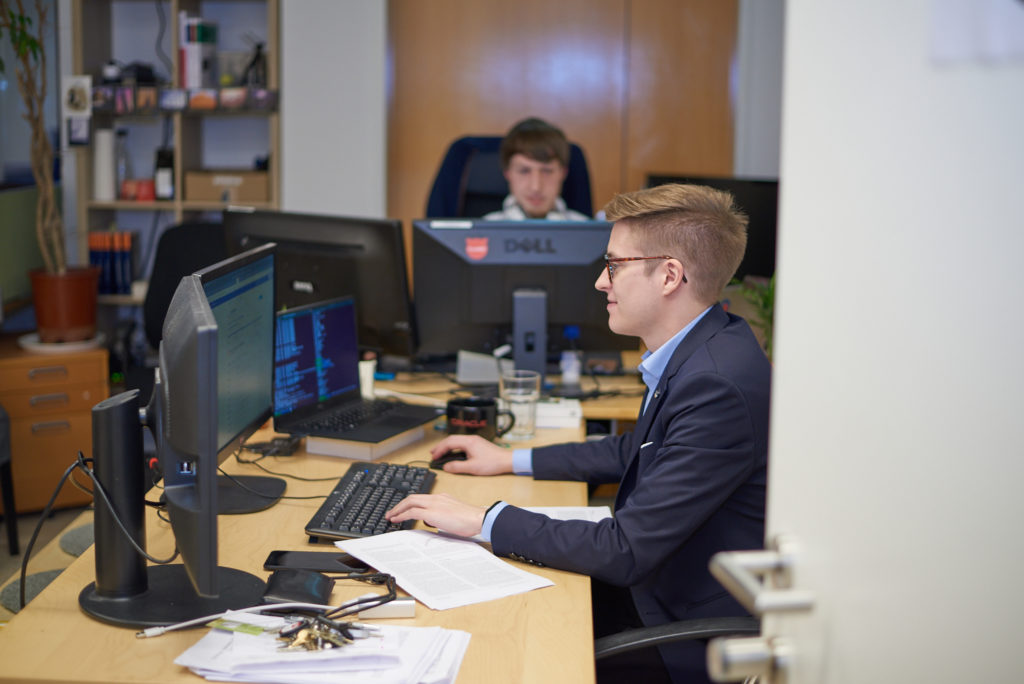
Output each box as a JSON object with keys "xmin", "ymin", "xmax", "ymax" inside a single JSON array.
[
  {"xmin": 425, "ymin": 135, "xmax": 593, "ymax": 218},
  {"xmin": 143, "ymin": 221, "xmax": 228, "ymax": 349}
]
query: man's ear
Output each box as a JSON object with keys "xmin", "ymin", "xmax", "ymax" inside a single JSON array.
[{"xmin": 662, "ymin": 259, "xmax": 687, "ymax": 294}]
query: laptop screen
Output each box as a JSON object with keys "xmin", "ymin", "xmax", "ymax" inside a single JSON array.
[{"xmin": 274, "ymin": 297, "xmax": 360, "ymax": 418}]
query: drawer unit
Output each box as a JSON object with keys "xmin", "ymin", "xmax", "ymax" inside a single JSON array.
[{"xmin": 0, "ymin": 336, "xmax": 108, "ymax": 513}]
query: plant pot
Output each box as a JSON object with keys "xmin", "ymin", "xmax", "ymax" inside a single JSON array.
[{"xmin": 29, "ymin": 267, "xmax": 101, "ymax": 343}]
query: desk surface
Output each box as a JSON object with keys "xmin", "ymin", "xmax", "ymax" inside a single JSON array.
[
  {"xmin": 0, "ymin": 422, "xmax": 593, "ymax": 683},
  {"xmin": 381, "ymin": 371, "xmax": 644, "ymax": 422}
]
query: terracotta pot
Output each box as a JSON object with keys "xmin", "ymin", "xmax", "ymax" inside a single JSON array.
[{"xmin": 29, "ymin": 266, "xmax": 101, "ymax": 343}]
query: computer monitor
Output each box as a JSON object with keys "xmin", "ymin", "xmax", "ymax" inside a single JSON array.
[
  {"xmin": 647, "ymin": 175, "xmax": 779, "ymax": 279},
  {"xmin": 223, "ymin": 207, "xmax": 415, "ymax": 363},
  {"xmin": 412, "ymin": 219, "xmax": 637, "ymax": 377},
  {"xmin": 79, "ymin": 244, "xmax": 276, "ymax": 627}
]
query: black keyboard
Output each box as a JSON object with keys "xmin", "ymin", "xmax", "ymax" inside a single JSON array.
[
  {"xmin": 305, "ymin": 462, "xmax": 436, "ymax": 541},
  {"xmin": 300, "ymin": 400, "xmax": 398, "ymax": 433}
]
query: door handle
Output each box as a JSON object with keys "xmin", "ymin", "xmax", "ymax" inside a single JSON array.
[
  {"xmin": 707, "ymin": 535, "xmax": 813, "ymax": 683},
  {"xmin": 709, "ymin": 534, "xmax": 814, "ymax": 615}
]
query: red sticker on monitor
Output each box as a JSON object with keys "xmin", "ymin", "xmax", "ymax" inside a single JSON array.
[{"xmin": 465, "ymin": 237, "xmax": 489, "ymax": 260}]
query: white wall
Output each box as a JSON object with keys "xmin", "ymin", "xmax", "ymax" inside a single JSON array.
[
  {"xmin": 769, "ymin": 0, "xmax": 1024, "ymax": 679},
  {"xmin": 280, "ymin": 1, "xmax": 386, "ymax": 217},
  {"xmin": 735, "ymin": 0, "xmax": 784, "ymax": 178}
]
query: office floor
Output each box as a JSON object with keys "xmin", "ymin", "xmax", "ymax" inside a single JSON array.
[{"xmin": 0, "ymin": 506, "xmax": 89, "ymax": 623}]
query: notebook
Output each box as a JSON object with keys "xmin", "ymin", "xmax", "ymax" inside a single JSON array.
[{"xmin": 273, "ymin": 296, "xmax": 440, "ymax": 443}]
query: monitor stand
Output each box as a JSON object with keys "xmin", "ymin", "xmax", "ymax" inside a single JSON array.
[
  {"xmin": 217, "ymin": 474, "xmax": 286, "ymax": 514},
  {"xmin": 81, "ymin": 391, "xmax": 267, "ymax": 628}
]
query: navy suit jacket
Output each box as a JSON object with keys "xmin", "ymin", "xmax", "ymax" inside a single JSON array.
[{"xmin": 490, "ymin": 304, "xmax": 770, "ymax": 679}]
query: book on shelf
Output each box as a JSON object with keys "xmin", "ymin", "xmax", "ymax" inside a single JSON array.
[
  {"xmin": 305, "ymin": 427, "xmax": 426, "ymax": 461},
  {"xmin": 178, "ymin": 13, "xmax": 218, "ymax": 88}
]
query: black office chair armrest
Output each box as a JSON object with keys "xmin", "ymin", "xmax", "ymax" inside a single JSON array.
[{"xmin": 594, "ymin": 616, "xmax": 760, "ymax": 660}]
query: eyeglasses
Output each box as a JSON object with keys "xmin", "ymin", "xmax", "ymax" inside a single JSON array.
[{"xmin": 603, "ymin": 255, "xmax": 685, "ymax": 283}]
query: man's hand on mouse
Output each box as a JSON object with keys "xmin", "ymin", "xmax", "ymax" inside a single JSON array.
[
  {"xmin": 429, "ymin": 435, "xmax": 515, "ymax": 475},
  {"xmin": 385, "ymin": 493, "xmax": 487, "ymax": 538}
]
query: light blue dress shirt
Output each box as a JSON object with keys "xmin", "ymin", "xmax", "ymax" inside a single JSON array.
[{"xmin": 479, "ymin": 306, "xmax": 713, "ymax": 542}]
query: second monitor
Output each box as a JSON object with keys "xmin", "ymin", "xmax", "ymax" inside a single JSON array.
[
  {"xmin": 412, "ymin": 219, "xmax": 638, "ymax": 375},
  {"xmin": 223, "ymin": 207, "xmax": 416, "ymax": 362}
]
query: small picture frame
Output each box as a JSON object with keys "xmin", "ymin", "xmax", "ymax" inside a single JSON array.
[
  {"xmin": 135, "ymin": 86, "xmax": 158, "ymax": 112},
  {"xmin": 92, "ymin": 86, "xmax": 114, "ymax": 112},
  {"xmin": 158, "ymin": 88, "xmax": 187, "ymax": 111},
  {"xmin": 218, "ymin": 87, "xmax": 248, "ymax": 109},
  {"xmin": 188, "ymin": 88, "xmax": 218, "ymax": 110},
  {"xmin": 115, "ymin": 86, "xmax": 135, "ymax": 115},
  {"xmin": 62, "ymin": 75, "xmax": 92, "ymax": 118},
  {"xmin": 68, "ymin": 117, "xmax": 91, "ymax": 146}
]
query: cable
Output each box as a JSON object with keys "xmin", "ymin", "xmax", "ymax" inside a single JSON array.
[
  {"xmin": 18, "ymin": 451, "xmax": 179, "ymax": 610},
  {"xmin": 78, "ymin": 452, "xmax": 180, "ymax": 565},
  {"xmin": 152, "ymin": 0, "xmax": 173, "ymax": 80},
  {"xmin": 136, "ymin": 575, "xmax": 398, "ymax": 638},
  {"xmin": 216, "ymin": 467, "xmax": 327, "ymax": 501},
  {"xmin": 19, "ymin": 460, "xmax": 81, "ymax": 610}
]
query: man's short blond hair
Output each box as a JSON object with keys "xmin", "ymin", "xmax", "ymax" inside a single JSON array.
[{"xmin": 603, "ymin": 184, "xmax": 748, "ymax": 304}]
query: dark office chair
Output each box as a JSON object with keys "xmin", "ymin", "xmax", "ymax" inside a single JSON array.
[
  {"xmin": 594, "ymin": 616, "xmax": 760, "ymax": 680},
  {"xmin": 118, "ymin": 221, "xmax": 228, "ymax": 403},
  {"xmin": 425, "ymin": 135, "xmax": 593, "ymax": 218},
  {"xmin": 0, "ymin": 403, "xmax": 18, "ymax": 555}
]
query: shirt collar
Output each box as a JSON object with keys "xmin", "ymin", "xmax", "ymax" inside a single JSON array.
[
  {"xmin": 638, "ymin": 305, "xmax": 713, "ymax": 411},
  {"xmin": 503, "ymin": 194, "xmax": 571, "ymax": 220}
]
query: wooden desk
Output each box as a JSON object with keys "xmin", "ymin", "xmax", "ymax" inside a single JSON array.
[
  {"xmin": 0, "ymin": 422, "xmax": 594, "ymax": 683},
  {"xmin": 380, "ymin": 371, "xmax": 645, "ymax": 423}
]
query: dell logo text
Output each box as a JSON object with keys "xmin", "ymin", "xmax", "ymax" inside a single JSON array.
[{"xmin": 505, "ymin": 238, "xmax": 556, "ymax": 254}]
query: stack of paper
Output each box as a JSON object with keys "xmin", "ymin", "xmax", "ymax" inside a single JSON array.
[
  {"xmin": 175, "ymin": 612, "xmax": 469, "ymax": 684},
  {"xmin": 535, "ymin": 398, "xmax": 583, "ymax": 428}
]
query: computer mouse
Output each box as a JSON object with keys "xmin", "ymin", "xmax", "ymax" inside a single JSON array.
[{"xmin": 430, "ymin": 450, "xmax": 468, "ymax": 469}]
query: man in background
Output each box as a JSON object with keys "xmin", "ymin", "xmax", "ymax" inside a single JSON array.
[{"xmin": 484, "ymin": 117, "xmax": 590, "ymax": 221}]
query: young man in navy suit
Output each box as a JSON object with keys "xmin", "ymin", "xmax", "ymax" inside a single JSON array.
[{"xmin": 388, "ymin": 183, "xmax": 771, "ymax": 683}]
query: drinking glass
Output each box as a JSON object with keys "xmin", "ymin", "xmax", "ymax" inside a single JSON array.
[{"xmin": 500, "ymin": 369, "xmax": 541, "ymax": 440}]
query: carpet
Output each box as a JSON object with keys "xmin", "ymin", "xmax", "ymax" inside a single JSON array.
[
  {"xmin": 0, "ymin": 569, "xmax": 63, "ymax": 613},
  {"xmin": 59, "ymin": 523, "xmax": 94, "ymax": 557}
]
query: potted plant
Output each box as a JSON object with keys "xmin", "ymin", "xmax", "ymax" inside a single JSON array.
[{"xmin": 1, "ymin": 0, "xmax": 99, "ymax": 342}]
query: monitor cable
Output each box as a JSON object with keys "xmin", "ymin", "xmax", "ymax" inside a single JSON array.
[
  {"xmin": 17, "ymin": 451, "xmax": 180, "ymax": 611},
  {"xmin": 135, "ymin": 572, "xmax": 398, "ymax": 639}
]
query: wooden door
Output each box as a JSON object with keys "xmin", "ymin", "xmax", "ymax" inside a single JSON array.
[{"xmin": 387, "ymin": 0, "xmax": 737, "ymax": 241}]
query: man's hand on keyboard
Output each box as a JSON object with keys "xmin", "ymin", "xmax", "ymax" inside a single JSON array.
[
  {"xmin": 429, "ymin": 435, "xmax": 514, "ymax": 476},
  {"xmin": 385, "ymin": 493, "xmax": 486, "ymax": 538}
]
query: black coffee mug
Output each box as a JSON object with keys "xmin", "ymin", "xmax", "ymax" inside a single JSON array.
[{"xmin": 446, "ymin": 396, "xmax": 515, "ymax": 441}]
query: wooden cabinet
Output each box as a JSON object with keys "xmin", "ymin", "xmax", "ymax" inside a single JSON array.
[
  {"xmin": 69, "ymin": 0, "xmax": 280, "ymax": 267},
  {"xmin": 0, "ymin": 337, "xmax": 108, "ymax": 513}
]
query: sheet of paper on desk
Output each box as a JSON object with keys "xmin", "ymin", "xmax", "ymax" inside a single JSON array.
[
  {"xmin": 337, "ymin": 529, "xmax": 554, "ymax": 610},
  {"xmin": 175, "ymin": 617, "xmax": 470, "ymax": 684}
]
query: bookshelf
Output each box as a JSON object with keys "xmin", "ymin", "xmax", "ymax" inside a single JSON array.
[{"xmin": 69, "ymin": 0, "xmax": 280, "ymax": 268}]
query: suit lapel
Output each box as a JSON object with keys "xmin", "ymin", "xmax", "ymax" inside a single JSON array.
[{"xmin": 618, "ymin": 305, "xmax": 732, "ymax": 496}]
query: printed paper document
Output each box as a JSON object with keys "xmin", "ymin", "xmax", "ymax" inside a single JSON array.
[{"xmin": 338, "ymin": 530, "xmax": 553, "ymax": 610}]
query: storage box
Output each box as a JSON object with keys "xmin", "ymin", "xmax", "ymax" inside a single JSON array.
[{"xmin": 185, "ymin": 170, "xmax": 268, "ymax": 202}]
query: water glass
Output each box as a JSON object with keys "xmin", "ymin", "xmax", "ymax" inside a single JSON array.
[{"xmin": 500, "ymin": 369, "xmax": 541, "ymax": 440}]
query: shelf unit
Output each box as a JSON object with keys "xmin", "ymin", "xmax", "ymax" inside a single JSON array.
[{"xmin": 70, "ymin": 0, "xmax": 280, "ymax": 266}]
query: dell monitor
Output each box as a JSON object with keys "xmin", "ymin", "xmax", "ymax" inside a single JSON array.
[
  {"xmin": 223, "ymin": 207, "xmax": 415, "ymax": 364},
  {"xmin": 412, "ymin": 219, "xmax": 637, "ymax": 378},
  {"xmin": 647, "ymin": 175, "xmax": 778, "ymax": 280},
  {"xmin": 79, "ymin": 244, "xmax": 276, "ymax": 627}
]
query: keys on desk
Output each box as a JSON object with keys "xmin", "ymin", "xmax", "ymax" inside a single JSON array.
[{"xmin": 304, "ymin": 462, "xmax": 436, "ymax": 541}]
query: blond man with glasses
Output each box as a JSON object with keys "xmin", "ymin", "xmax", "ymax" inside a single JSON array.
[{"xmin": 389, "ymin": 184, "xmax": 770, "ymax": 684}]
